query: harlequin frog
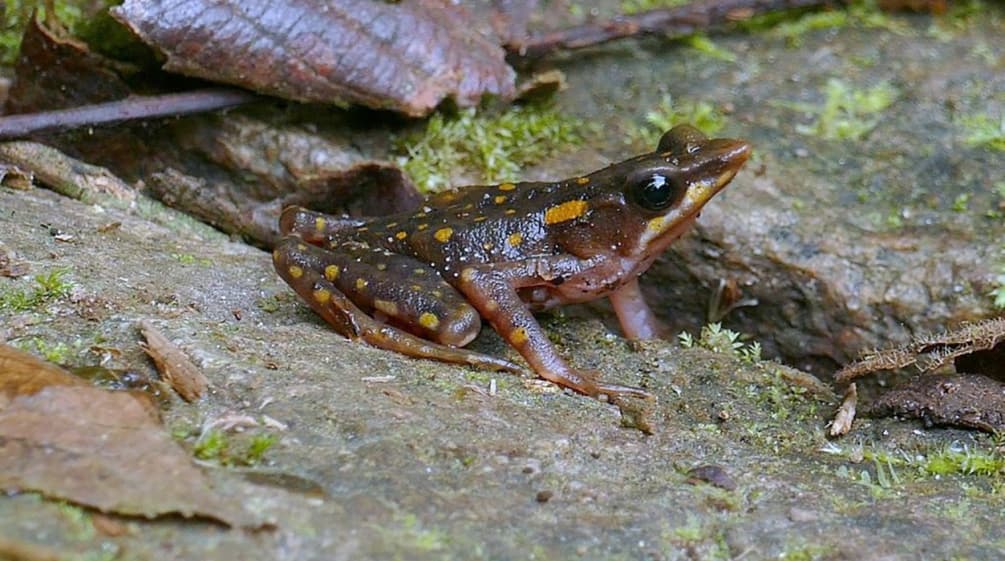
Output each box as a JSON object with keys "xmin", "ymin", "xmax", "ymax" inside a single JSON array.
[{"xmin": 273, "ymin": 124, "xmax": 751, "ymax": 399}]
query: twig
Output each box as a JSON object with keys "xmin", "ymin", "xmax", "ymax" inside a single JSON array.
[
  {"xmin": 0, "ymin": 88, "xmax": 258, "ymax": 140},
  {"xmin": 511, "ymin": 0, "xmax": 840, "ymax": 60}
]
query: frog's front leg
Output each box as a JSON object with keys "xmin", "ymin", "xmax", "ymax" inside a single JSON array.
[
  {"xmin": 455, "ymin": 258, "xmax": 651, "ymax": 400},
  {"xmin": 609, "ymin": 278, "xmax": 663, "ymax": 340}
]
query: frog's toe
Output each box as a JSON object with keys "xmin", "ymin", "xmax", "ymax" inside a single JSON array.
[{"xmin": 596, "ymin": 381, "xmax": 654, "ymax": 401}]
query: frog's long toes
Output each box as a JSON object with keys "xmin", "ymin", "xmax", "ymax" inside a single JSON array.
[{"xmin": 596, "ymin": 382, "xmax": 654, "ymax": 401}]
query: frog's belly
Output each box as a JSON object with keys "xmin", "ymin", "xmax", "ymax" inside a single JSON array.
[{"xmin": 520, "ymin": 255, "xmax": 656, "ymax": 311}]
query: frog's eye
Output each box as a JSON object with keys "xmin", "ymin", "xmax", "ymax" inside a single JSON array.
[
  {"xmin": 657, "ymin": 124, "xmax": 708, "ymax": 154},
  {"xmin": 629, "ymin": 173, "xmax": 685, "ymax": 211}
]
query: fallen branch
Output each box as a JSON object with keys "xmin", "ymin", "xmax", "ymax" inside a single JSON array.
[{"xmin": 0, "ymin": 88, "xmax": 258, "ymax": 140}]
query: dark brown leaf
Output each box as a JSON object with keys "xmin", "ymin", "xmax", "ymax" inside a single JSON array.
[
  {"xmin": 5, "ymin": 16, "xmax": 131, "ymax": 115},
  {"xmin": 111, "ymin": 0, "xmax": 516, "ymax": 116}
]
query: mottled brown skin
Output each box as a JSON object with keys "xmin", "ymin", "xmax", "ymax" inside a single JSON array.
[{"xmin": 274, "ymin": 125, "xmax": 751, "ymax": 399}]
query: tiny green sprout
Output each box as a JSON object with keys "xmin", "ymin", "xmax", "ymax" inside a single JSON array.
[
  {"xmin": 677, "ymin": 330, "xmax": 696, "ymax": 349},
  {"xmin": 951, "ymin": 193, "xmax": 970, "ymax": 213},
  {"xmin": 921, "ymin": 444, "xmax": 1005, "ymax": 477},
  {"xmin": 396, "ymin": 104, "xmax": 584, "ymax": 192},
  {"xmin": 193, "ymin": 429, "xmax": 227, "ymax": 462},
  {"xmin": 679, "ymin": 322, "xmax": 761, "ymax": 362},
  {"xmin": 246, "ymin": 433, "xmax": 278, "ymax": 464},
  {"xmin": 960, "ymin": 113, "xmax": 1005, "ymax": 151},
  {"xmin": 0, "ymin": 268, "xmax": 73, "ymax": 311},
  {"xmin": 793, "ymin": 78, "xmax": 898, "ymax": 140}
]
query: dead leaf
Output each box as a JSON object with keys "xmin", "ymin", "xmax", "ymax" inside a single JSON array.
[
  {"xmin": 0, "ymin": 343, "xmax": 87, "ymax": 403},
  {"xmin": 111, "ymin": 0, "xmax": 516, "ymax": 116},
  {"xmin": 140, "ymin": 320, "xmax": 208, "ymax": 402},
  {"xmin": 0, "ymin": 343, "xmax": 263, "ymax": 526},
  {"xmin": 0, "ymin": 384, "xmax": 262, "ymax": 527}
]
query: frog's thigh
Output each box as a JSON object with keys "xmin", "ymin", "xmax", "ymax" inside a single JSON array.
[{"xmin": 309, "ymin": 240, "xmax": 483, "ymax": 348}]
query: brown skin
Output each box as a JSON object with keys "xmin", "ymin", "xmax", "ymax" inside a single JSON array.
[{"xmin": 274, "ymin": 124, "xmax": 751, "ymax": 399}]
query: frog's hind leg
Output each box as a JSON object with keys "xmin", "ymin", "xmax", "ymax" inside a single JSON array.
[
  {"xmin": 279, "ymin": 206, "xmax": 366, "ymax": 244},
  {"xmin": 272, "ymin": 237, "xmax": 521, "ymax": 373}
]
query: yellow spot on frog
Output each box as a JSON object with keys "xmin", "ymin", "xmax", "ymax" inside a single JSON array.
[
  {"xmin": 498, "ymin": 182, "xmax": 516, "ymax": 191},
  {"xmin": 386, "ymin": 222, "xmax": 398, "ymax": 228},
  {"xmin": 416, "ymin": 223, "xmax": 429, "ymax": 231},
  {"xmin": 504, "ymin": 209, "xmax": 517, "ymax": 215},
  {"xmin": 494, "ymin": 195, "xmax": 507, "ymax": 204},
  {"xmin": 414, "ymin": 268, "xmax": 427, "ymax": 275},
  {"xmin": 544, "ymin": 200, "xmax": 589, "ymax": 225},
  {"xmin": 315, "ymin": 216, "xmax": 326, "ymax": 231},
  {"xmin": 410, "ymin": 284, "xmax": 422, "ymax": 291},
  {"xmin": 324, "ymin": 264, "xmax": 340, "ymax": 281},
  {"xmin": 313, "ymin": 287, "xmax": 331, "ymax": 304},
  {"xmin": 373, "ymin": 299, "xmax": 399, "ymax": 316},
  {"xmin": 473, "ymin": 215, "xmax": 488, "ymax": 222},
  {"xmin": 509, "ymin": 327, "xmax": 529, "ymax": 345},
  {"xmin": 288, "ymin": 265, "xmax": 304, "ymax": 279},
  {"xmin": 576, "ymin": 177, "xmax": 590, "ymax": 185},
  {"xmin": 356, "ymin": 278, "xmax": 368, "ymax": 291},
  {"xmin": 434, "ymin": 227, "xmax": 454, "ymax": 243},
  {"xmin": 272, "ymin": 250, "xmax": 281, "ymax": 261},
  {"xmin": 483, "ymin": 242, "xmax": 494, "ymax": 251},
  {"xmin": 376, "ymin": 263, "xmax": 387, "ymax": 271},
  {"xmin": 395, "ymin": 231, "xmax": 408, "ymax": 240},
  {"xmin": 419, "ymin": 312, "xmax": 441, "ymax": 331},
  {"xmin": 485, "ymin": 300, "xmax": 499, "ymax": 312},
  {"xmin": 460, "ymin": 268, "xmax": 476, "ymax": 283},
  {"xmin": 297, "ymin": 243, "xmax": 308, "ymax": 251},
  {"xmin": 507, "ymin": 232, "xmax": 524, "ymax": 247},
  {"xmin": 647, "ymin": 216, "xmax": 666, "ymax": 232}
]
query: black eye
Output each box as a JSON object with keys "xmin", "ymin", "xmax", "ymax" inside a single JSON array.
[{"xmin": 630, "ymin": 173, "xmax": 683, "ymax": 211}]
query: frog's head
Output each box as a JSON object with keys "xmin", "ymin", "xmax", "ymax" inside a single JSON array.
[{"xmin": 576, "ymin": 124, "xmax": 751, "ymax": 259}]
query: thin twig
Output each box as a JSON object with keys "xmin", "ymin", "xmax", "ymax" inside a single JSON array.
[
  {"xmin": 0, "ymin": 88, "xmax": 259, "ymax": 140},
  {"xmin": 511, "ymin": 0, "xmax": 840, "ymax": 60}
]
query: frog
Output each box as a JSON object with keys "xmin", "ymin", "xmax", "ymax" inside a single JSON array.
[{"xmin": 273, "ymin": 124, "xmax": 751, "ymax": 400}]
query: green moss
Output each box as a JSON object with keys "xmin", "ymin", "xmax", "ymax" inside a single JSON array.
[
  {"xmin": 192, "ymin": 428, "xmax": 278, "ymax": 466},
  {"xmin": 921, "ymin": 445, "xmax": 1005, "ymax": 477},
  {"xmin": 742, "ymin": 0, "xmax": 911, "ymax": 46},
  {"xmin": 0, "ymin": 268, "xmax": 73, "ymax": 311},
  {"xmin": 395, "ymin": 104, "xmax": 585, "ymax": 192},
  {"xmin": 621, "ymin": 0, "xmax": 690, "ymax": 15},
  {"xmin": 780, "ymin": 78, "xmax": 898, "ymax": 140},
  {"xmin": 678, "ymin": 323, "xmax": 761, "ymax": 363},
  {"xmin": 959, "ymin": 113, "xmax": 1005, "ymax": 151},
  {"xmin": 682, "ymin": 34, "xmax": 736, "ymax": 62},
  {"xmin": 641, "ymin": 95, "xmax": 726, "ymax": 145}
]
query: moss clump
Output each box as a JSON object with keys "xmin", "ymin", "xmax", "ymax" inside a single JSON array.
[
  {"xmin": 780, "ymin": 78, "xmax": 898, "ymax": 140},
  {"xmin": 741, "ymin": 0, "xmax": 911, "ymax": 46},
  {"xmin": 190, "ymin": 428, "xmax": 278, "ymax": 466},
  {"xmin": 620, "ymin": 0, "xmax": 690, "ymax": 15},
  {"xmin": 0, "ymin": 268, "xmax": 73, "ymax": 311},
  {"xmin": 959, "ymin": 113, "xmax": 1005, "ymax": 151},
  {"xmin": 678, "ymin": 322, "xmax": 762, "ymax": 363},
  {"xmin": 395, "ymin": 104, "xmax": 585, "ymax": 192}
]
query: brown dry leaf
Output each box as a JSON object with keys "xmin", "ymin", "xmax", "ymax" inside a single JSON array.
[
  {"xmin": 111, "ymin": 0, "xmax": 516, "ymax": 117},
  {"xmin": 0, "ymin": 343, "xmax": 87, "ymax": 404},
  {"xmin": 0, "ymin": 343, "xmax": 263, "ymax": 527},
  {"xmin": 829, "ymin": 383, "xmax": 857, "ymax": 437},
  {"xmin": 140, "ymin": 320, "xmax": 209, "ymax": 402}
]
